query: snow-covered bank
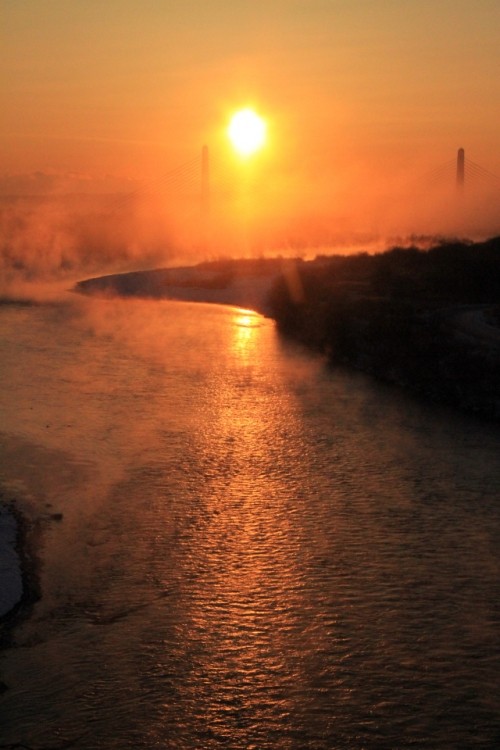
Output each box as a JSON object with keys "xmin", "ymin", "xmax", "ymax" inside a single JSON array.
[{"xmin": 74, "ymin": 260, "xmax": 282, "ymax": 316}]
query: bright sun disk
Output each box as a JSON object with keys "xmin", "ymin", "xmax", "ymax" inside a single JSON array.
[{"xmin": 228, "ymin": 109, "xmax": 266, "ymax": 157}]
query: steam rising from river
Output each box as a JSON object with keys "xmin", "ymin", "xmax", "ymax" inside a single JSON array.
[{"xmin": 2, "ymin": 162, "xmax": 500, "ymax": 305}]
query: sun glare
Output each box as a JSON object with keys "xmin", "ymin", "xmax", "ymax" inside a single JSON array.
[{"xmin": 228, "ymin": 109, "xmax": 267, "ymax": 157}]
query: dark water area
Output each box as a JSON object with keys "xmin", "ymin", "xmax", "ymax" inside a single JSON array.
[{"xmin": 0, "ymin": 297, "xmax": 499, "ymax": 749}]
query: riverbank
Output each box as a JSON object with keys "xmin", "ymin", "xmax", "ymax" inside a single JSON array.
[
  {"xmin": 0, "ymin": 497, "xmax": 41, "ymax": 651},
  {"xmin": 267, "ymin": 237, "xmax": 500, "ymax": 420},
  {"xmin": 0, "ymin": 503, "xmax": 23, "ymax": 620},
  {"xmin": 74, "ymin": 257, "xmax": 282, "ymax": 316}
]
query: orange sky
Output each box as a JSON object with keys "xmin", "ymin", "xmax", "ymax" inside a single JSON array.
[{"xmin": 2, "ymin": 0, "xmax": 500, "ymax": 251}]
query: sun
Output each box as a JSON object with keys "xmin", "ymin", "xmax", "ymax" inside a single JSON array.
[{"xmin": 228, "ymin": 108, "xmax": 267, "ymax": 157}]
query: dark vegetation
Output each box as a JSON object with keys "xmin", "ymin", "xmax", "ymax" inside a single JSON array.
[
  {"xmin": 268, "ymin": 237, "xmax": 500, "ymax": 419},
  {"xmin": 0, "ymin": 497, "xmax": 41, "ymax": 651}
]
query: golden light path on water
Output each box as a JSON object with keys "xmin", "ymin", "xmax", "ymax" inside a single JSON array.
[{"xmin": 146, "ymin": 305, "xmax": 305, "ymax": 745}]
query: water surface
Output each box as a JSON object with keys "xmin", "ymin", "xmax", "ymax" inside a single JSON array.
[{"xmin": 1, "ymin": 297, "xmax": 499, "ymax": 749}]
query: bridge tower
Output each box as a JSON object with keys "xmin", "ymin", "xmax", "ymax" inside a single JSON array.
[
  {"xmin": 201, "ymin": 144, "xmax": 210, "ymax": 216},
  {"xmin": 200, "ymin": 144, "xmax": 210, "ymax": 249},
  {"xmin": 457, "ymin": 147, "xmax": 465, "ymax": 191}
]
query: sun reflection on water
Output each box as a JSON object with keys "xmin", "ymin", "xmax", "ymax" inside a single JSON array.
[
  {"xmin": 232, "ymin": 309, "xmax": 262, "ymax": 360},
  {"xmin": 165, "ymin": 307, "xmax": 310, "ymax": 746}
]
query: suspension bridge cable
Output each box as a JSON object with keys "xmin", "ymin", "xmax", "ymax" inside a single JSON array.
[
  {"xmin": 410, "ymin": 159, "xmax": 456, "ymax": 188},
  {"xmin": 466, "ymin": 163, "xmax": 493, "ymax": 180},
  {"xmin": 465, "ymin": 163, "xmax": 500, "ymax": 189},
  {"xmin": 466, "ymin": 159, "xmax": 500, "ymax": 182}
]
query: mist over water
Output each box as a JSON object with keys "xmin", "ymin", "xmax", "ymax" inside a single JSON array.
[
  {"xmin": 1, "ymin": 296, "xmax": 499, "ymax": 749},
  {"xmin": 2, "ymin": 154, "xmax": 500, "ymax": 304}
]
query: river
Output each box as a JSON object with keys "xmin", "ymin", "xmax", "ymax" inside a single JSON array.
[{"xmin": 1, "ymin": 294, "xmax": 499, "ymax": 749}]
